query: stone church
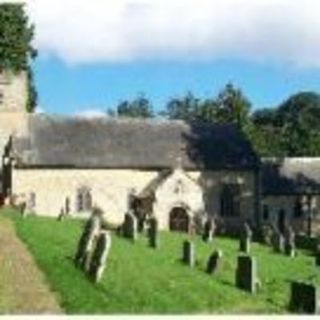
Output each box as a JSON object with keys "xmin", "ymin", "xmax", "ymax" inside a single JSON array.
[{"xmin": 1, "ymin": 71, "xmax": 320, "ymax": 235}]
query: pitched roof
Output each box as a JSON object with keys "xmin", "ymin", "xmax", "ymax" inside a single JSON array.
[
  {"xmin": 262, "ymin": 158, "xmax": 320, "ymax": 195},
  {"xmin": 12, "ymin": 114, "xmax": 259, "ymax": 170}
]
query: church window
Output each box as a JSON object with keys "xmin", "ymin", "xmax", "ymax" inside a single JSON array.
[
  {"xmin": 220, "ymin": 184, "xmax": 241, "ymax": 216},
  {"xmin": 76, "ymin": 187, "xmax": 92, "ymax": 212},
  {"xmin": 0, "ymin": 89, "xmax": 3, "ymax": 105},
  {"xmin": 29, "ymin": 192, "xmax": 36, "ymax": 209}
]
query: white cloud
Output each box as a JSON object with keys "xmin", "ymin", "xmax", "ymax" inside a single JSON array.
[
  {"xmin": 19, "ymin": 0, "xmax": 320, "ymax": 67},
  {"xmin": 74, "ymin": 109, "xmax": 107, "ymax": 119}
]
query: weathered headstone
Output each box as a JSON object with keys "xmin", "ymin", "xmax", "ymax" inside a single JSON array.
[
  {"xmin": 260, "ymin": 224, "xmax": 273, "ymax": 246},
  {"xmin": 272, "ymin": 230, "xmax": 285, "ymax": 253},
  {"xmin": 148, "ymin": 217, "xmax": 159, "ymax": 248},
  {"xmin": 239, "ymin": 223, "xmax": 252, "ymax": 254},
  {"xmin": 285, "ymin": 226, "xmax": 296, "ymax": 257},
  {"xmin": 182, "ymin": 240, "xmax": 195, "ymax": 268},
  {"xmin": 88, "ymin": 230, "xmax": 112, "ymax": 283},
  {"xmin": 21, "ymin": 202, "xmax": 27, "ymax": 218},
  {"xmin": 202, "ymin": 218, "xmax": 215, "ymax": 243},
  {"xmin": 236, "ymin": 255, "xmax": 259, "ymax": 294},
  {"xmin": 316, "ymin": 253, "xmax": 320, "ymax": 266},
  {"xmin": 74, "ymin": 214, "xmax": 102, "ymax": 271},
  {"xmin": 206, "ymin": 250, "xmax": 223, "ymax": 274},
  {"xmin": 290, "ymin": 281, "xmax": 320, "ymax": 314},
  {"xmin": 123, "ymin": 212, "xmax": 137, "ymax": 241},
  {"xmin": 57, "ymin": 209, "xmax": 66, "ymax": 221}
]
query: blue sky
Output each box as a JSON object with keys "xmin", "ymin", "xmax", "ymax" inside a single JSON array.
[
  {"xmin": 24, "ymin": 0, "xmax": 320, "ymax": 115},
  {"xmin": 34, "ymin": 56, "xmax": 320, "ymax": 115}
]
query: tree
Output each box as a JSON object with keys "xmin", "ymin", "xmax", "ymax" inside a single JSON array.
[
  {"xmin": 164, "ymin": 92, "xmax": 201, "ymax": 122},
  {"xmin": 0, "ymin": 3, "xmax": 37, "ymax": 112},
  {"xmin": 215, "ymin": 83, "xmax": 251, "ymax": 130},
  {"xmin": 111, "ymin": 94, "xmax": 154, "ymax": 118},
  {"xmin": 277, "ymin": 92, "xmax": 320, "ymax": 156}
]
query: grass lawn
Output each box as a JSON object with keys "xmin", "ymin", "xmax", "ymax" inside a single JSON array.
[{"xmin": 2, "ymin": 208, "xmax": 320, "ymax": 314}]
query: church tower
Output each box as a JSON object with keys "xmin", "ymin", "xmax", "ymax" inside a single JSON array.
[{"xmin": 0, "ymin": 70, "xmax": 28, "ymax": 112}]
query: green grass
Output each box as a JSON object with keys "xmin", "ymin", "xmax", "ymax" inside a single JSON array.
[{"xmin": 2, "ymin": 208, "xmax": 320, "ymax": 314}]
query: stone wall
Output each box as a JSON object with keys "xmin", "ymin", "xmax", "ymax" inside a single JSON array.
[
  {"xmin": 262, "ymin": 195, "xmax": 320, "ymax": 234},
  {"xmin": 11, "ymin": 167, "xmax": 256, "ymax": 230}
]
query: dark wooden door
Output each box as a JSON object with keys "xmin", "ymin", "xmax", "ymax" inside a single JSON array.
[
  {"xmin": 169, "ymin": 207, "xmax": 189, "ymax": 232},
  {"xmin": 278, "ymin": 209, "xmax": 286, "ymax": 234}
]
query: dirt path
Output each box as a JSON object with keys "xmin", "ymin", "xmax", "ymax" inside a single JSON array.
[{"xmin": 0, "ymin": 218, "xmax": 63, "ymax": 314}]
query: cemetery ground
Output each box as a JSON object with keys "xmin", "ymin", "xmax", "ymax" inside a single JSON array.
[{"xmin": 1, "ymin": 208, "xmax": 320, "ymax": 314}]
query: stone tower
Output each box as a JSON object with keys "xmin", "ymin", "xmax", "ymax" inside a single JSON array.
[{"xmin": 0, "ymin": 70, "xmax": 28, "ymax": 112}]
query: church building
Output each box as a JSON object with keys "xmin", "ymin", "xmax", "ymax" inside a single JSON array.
[{"xmin": 1, "ymin": 71, "xmax": 320, "ymax": 235}]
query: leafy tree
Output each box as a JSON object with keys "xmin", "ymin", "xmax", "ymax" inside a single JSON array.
[
  {"xmin": 0, "ymin": 3, "xmax": 37, "ymax": 112},
  {"xmin": 111, "ymin": 94, "xmax": 154, "ymax": 118},
  {"xmin": 277, "ymin": 92, "xmax": 320, "ymax": 156},
  {"xmin": 215, "ymin": 83, "xmax": 251, "ymax": 130},
  {"xmin": 250, "ymin": 92, "xmax": 320, "ymax": 157},
  {"xmin": 164, "ymin": 92, "xmax": 201, "ymax": 122}
]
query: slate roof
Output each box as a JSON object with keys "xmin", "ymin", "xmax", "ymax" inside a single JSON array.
[
  {"xmin": 262, "ymin": 158, "xmax": 320, "ymax": 195},
  {"xmin": 11, "ymin": 114, "xmax": 259, "ymax": 170}
]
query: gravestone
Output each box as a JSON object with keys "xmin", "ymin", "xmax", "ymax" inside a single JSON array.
[
  {"xmin": 285, "ymin": 226, "xmax": 296, "ymax": 257},
  {"xmin": 57, "ymin": 209, "xmax": 66, "ymax": 221},
  {"xmin": 290, "ymin": 281, "xmax": 320, "ymax": 314},
  {"xmin": 74, "ymin": 214, "xmax": 102, "ymax": 271},
  {"xmin": 123, "ymin": 212, "xmax": 137, "ymax": 241},
  {"xmin": 206, "ymin": 250, "xmax": 223, "ymax": 274},
  {"xmin": 21, "ymin": 202, "xmax": 27, "ymax": 218},
  {"xmin": 236, "ymin": 255, "xmax": 258, "ymax": 294},
  {"xmin": 182, "ymin": 240, "xmax": 195, "ymax": 268},
  {"xmin": 316, "ymin": 252, "xmax": 320, "ymax": 266},
  {"xmin": 148, "ymin": 217, "xmax": 159, "ymax": 249},
  {"xmin": 88, "ymin": 230, "xmax": 112, "ymax": 283},
  {"xmin": 202, "ymin": 218, "xmax": 215, "ymax": 243},
  {"xmin": 239, "ymin": 223, "xmax": 252, "ymax": 254},
  {"xmin": 272, "ymin": 231, "xmax": 285, "ymax": 253}
]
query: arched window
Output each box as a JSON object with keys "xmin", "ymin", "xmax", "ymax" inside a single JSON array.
[
  {"xmin": 76, "ymin": 187, "xmax": 92, "ymax": 212},
  {"xmin": 220, "ymin": 184, "xmax": 240, "ymax": 216}
]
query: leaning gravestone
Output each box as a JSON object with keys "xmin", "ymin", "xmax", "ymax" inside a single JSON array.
[
  {"xmin": 88, "ymin": 230, "xmax": 112, "ymax": 283},
  {"xmin": 290, "ymin": 281, "xmax": 320, "ymax": 314},
  {"xmin": 285, "ymin": 226, "xmax": 296, "ymax": 257},
  {"xmin": 123, "ymin": 212, "xmax": 137, "ymax": 241},
  {"xmin": 236, "ymin": 255, "xmax": 259, "ymax": 294},
  {"xmin": 182, "ymin": 240, "xmax": 195, "ymax": 268},
  {"xmin": 206, "ymin": 250, "xmax": 223, "ymax": 274},
  {"xmin": 202, "ymin": 218, "xmax": 215, "ymax": 243},
  {"xmin": 272, "ymin": 231, "xmax": 285, "ymax": 253},
  {"xmin": 148, "ymin": 217, "xmax": 159, "ymax": 249},
  {"xmin": 239, "ymin": 223, "xmax": 252, "ymax": 254},
  {"xmin": 74, "ymin": 214, "xmax": 102, "ymax": 271}
]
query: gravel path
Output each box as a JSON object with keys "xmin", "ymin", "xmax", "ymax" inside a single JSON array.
[{"xmin": 0, "ymin": 218, "xmax": 63, "ymax": 314}]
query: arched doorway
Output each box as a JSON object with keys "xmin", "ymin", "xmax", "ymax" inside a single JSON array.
[{"xmin": 169, "ymin": 207, "xmax": 189, "ymax": 232}]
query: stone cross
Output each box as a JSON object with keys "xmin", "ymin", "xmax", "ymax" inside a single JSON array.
[
  {"xmin": 202, "ymin": 218, "xmax": 215, "ymax": 243},
  {"xmin": 74, "ymin": 214, "xmax": 102, "ymax": 271},
  {"xmin": 206, "ymin": 250, "xmax": 223, "ymax": 274},
  {"xmin": 290, "ymin": 281, "xmax": 320, "ymax": 314},
  {"xmin": 123, "ymin": 212, "xmax": 137, "ymax": 241},
  {"xmin": 148, "ymin": 217, "xmax": 159, "ymax": 249},
  {"xmin": 88, "ymin": 230, "xmax": 112, "ymax": 283},
  {"xmin": 239, "ymin": 222, "xmax": 252, "ymax": 254},
  {"xmin": 235, "ymin": 255, "xmax": 259, "ymax": 294},
  {"xmin": 182, "ymin": 240, "xmax": 195, "ymax": 268},
  {"xmin": 285, "ymin": 226, "xmax": 296, "ymax": 257}
]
